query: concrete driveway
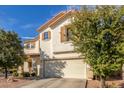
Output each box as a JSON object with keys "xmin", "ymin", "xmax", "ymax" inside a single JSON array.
[{"xmin": 19, "ymin": 78, "xmax": 86, "ymax": 88}]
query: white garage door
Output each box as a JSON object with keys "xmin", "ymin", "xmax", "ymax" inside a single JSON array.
[{"xmin": 44, "ymin": 59, "xmax": 86, "ymax": 79}]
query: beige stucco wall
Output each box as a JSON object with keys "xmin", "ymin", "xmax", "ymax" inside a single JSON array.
[
  {"xmin": 39, "ymin": 16, "xmax": 76, "ymax": 58},
  {"xmin": 53, "ymin": 52, "xmax": 82, "ymax": 59},
  {"xmin": 87, "ymin": 65, "xmax": 93, "ymax": 80},
  {"xmin": 23, "ymin": 62, "xmax": 29, "ymax": 72},
  {"xmin": 39, "ymin": 27, "xmax": 53, "ymax": 58},
  {"xmin": 24, "ymin": 40, "xmax": 40, "ymax": 54},
  {"xmin": 52, "ymin": 16, "xmax": 74, "ymax": 53}
]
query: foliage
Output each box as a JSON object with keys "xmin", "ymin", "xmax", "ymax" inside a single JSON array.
[
  {"xmin": 12, "ymin": 69, "xmax": 18, "ymax": 77},
  {"xmin": 70, "ymin": 6, "xmax": 124, "ymax": 87},
  {"xmin": 106, "ymin": 82, "xmax": 117, "ymax": 88},
  {"xmin": 0, "ymin": 29, "xmax": 25, "ymax": 78},
  {"xmin": 23, "ymin": 72, "xmax": 30, "ymax": 77},
  {"xmin": 13, "ymin": 72, "xmax": 19, "ymax": 77},
  {"xmin": 31, "ymin": 72, "xmax": 36, "ymax": 77}
]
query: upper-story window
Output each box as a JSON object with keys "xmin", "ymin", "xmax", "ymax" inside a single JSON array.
[
  {"xmin": 42, "ymin": 31, "xmax": 51, "ymax": 41},
  {"xmin": 66, "ymin": 27, "xmax": 72, "ymax": 41},
  {"xmin": 60, "ymin": 25, "xmax": 72, "ymax": 42},
  {"xmin": 44, "ymin": 32, "xmax": 49, "ymax": 40},
  {"xmin": 30, "ymin": 44, "xmax": 35, "ymax": 48},
  {"xmin": 26, "ymin": 44, "xmax": 30, "ymax": 49},
  {"xmin": 24, "ymin": 43, "xmax": 35, "ymax": 49}
]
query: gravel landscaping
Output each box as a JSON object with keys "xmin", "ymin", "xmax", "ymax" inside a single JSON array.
[
  {"xmin": 0, "ymin": 77, "xmax": 33, "ymax": 88},
  {"xmin": 1, "ymin": 76, "xmax": 124, "ymax": 88},
  {"xmin": 86, "ymin": 79, "xmax": 124, "ymax": 88}
]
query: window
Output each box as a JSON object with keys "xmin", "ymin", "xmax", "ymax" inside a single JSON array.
[
  {"xmin": 66, "ymin": 27, "xmax": 72, "ymax": 41},
  {"xmin": 24, "ymin": 43, "xmax": 35, "ymax": 49},
  {"xmin": 30, "ymin": 44, "xmax": 35, "ymax": 48},
  {"xmin": 42, "ymin": 31, "xmax": 51, "ymax": 40},
  {"xmin": 44, "ymin": 32, "xmax": 49, "ymax": 40},
  {"xmin": 24, "ymin": 44, "xmax": 30, "ymax": 49},
  {"xmin": 60, "ymin": 26, "xmax": 72, "ymax": 42}
]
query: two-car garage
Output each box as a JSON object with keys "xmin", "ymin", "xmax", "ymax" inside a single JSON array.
[{"xmin": 44, "ymin": 59, "xmax": 87, "ymax": 79}]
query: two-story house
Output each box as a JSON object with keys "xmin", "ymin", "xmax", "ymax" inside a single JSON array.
[
  {"xmin": 24, "ymin": 10, "xmax": 93, "ymax": 80},
  {"xmin": 37, "ymin": 10, "xmax": 88, "ymax": 79}
]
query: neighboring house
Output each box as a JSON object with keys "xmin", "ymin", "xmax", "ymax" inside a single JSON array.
[{"xmin": 24, "ymin": 10, "xmax": 93, "ymax": 79}]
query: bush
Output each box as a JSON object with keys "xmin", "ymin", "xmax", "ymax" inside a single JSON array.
[
  {"xmin": 105, "ymin": 83, "xmax": 117, "ymax": 88},
  {"xmin": 13, "ymin": 69, "xmax": 17, "ymax": 72},
  {"xmin": 0, "ymin": 68, "xmax": 4, "ymax": 74},
  {"xmin": 23, "ymin": 72, "xmax": 30, "ymax": 77},
  {"xmin": 13, "ymin": 72, "xmax": 18, "ymax": 77},
  {"xmin": 31, "ymin": 72, "xmax": 36, "ymax": 77},
  {"xmin": 10, "ymin": 70, "xmax": 13, "ymax": 74}
]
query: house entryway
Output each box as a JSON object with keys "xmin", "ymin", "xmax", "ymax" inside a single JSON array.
[{"xmin": 23, "ymin": 55, "xmax": 40, "ymax": 74}]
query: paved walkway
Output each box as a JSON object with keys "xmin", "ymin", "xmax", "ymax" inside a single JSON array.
[{"xmin": 19, "ymin": 78, "xmax": 86, "ymax": 88}]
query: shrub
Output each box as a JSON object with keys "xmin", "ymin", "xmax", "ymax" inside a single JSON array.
[
  {"xmin": 23, "ymin": 72, "xmax": 30, "ymax": 77},
  {"xmin": 31, "ymin": 72, "xmax": 36, "ymax": 77},
  {"xmin": 13, "ymin": 72, "xmax": 18, "ymax": 77},
  {"xmin": 13, "ymin": 69, "xmax": 17, "ymax": 72},
  {"xmin": 0, "ymin": 68, "xmax": 4, "ymax": 74},
  {"xmin": 105, "ymin": 83, "xmax": 117, "ymax": 88},
  {"xmin": 10, "ymin": 70, "xmax": 13, "ymax": 74}
]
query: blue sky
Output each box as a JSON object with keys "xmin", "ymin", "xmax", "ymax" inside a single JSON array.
[{"xmin": 0, "ymin": 5, "xmax": 75, "ymax": 40}]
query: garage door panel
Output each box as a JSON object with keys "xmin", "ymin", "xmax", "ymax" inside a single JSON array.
[
  {"xmin": 62, "ymin": 60, "xmax": 85, "ymax": 79},
  {"xmin": 45, "ymin": 59, "xmax": 86, "ymax": 79},
  {"xmin": 45, "ymin": 60, "xmax": 66, "ymax": 78}
]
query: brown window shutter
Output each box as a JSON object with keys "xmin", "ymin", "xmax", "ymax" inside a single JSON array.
[
  {"xmin": 38, "ymin": 35, "xmax": 40, "ymax": 40},
  {"xmin": 39, "ymin": 40, "xmax": 40, "ymax": 49},
  {"xmin": 42, "ymin": 33, "xmax": 44, "ymax": 40},
  {"xmin": 60, "ymin": 26, "xmax": 66, "ymax": 42},
  {"xmin": 48, "ymin": 31, "xmax": 51, "ymax": 40}
]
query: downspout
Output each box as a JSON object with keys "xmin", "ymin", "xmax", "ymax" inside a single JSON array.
[{"xmin": 39, "ymin": 33, "xmax": 45, "ymax": 79}]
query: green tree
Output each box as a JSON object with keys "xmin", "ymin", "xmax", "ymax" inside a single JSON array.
[
  {"xmin": 70, "ymin": 6, "xmax": 124, "ymax": 87},
  {"xmin": 0, "ymin": 29, "xmax": 25, "ymax": 78}
]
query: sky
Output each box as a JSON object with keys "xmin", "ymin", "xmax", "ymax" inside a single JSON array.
[{"xmin": 0, "ymin": 5, "xmax": 76, "ymax": 40}]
